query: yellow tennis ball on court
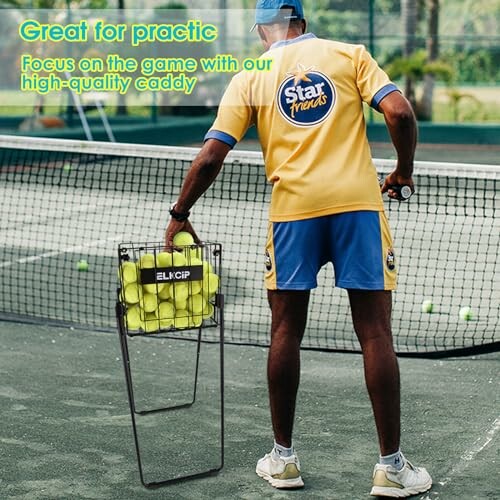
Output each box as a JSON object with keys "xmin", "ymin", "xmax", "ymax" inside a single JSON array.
[
  {"xmin": 143, "ymin": 312, "xmax": 160, "ymax": 333},
  {"xmin": 421, "ymin": 299, "xmax": 434, "ymax": 313},
  {"xmin": 174, "ymin": 309, "xmax": 190, "ymax": 329},
  {"xmin": 125, "ymin": 305, "xmax": 142, "ymax": 331},
  {"xmin": 77, "ymin": 259, "xmax": 89, "ymax": 271},
  {"xmin": 158, "ymin": 284, "xmax": 170, "ymax": 301},
  {"xmin": 459, "ymin": 306, "xmax": 473, "ymax": 321},
  {"xmin": 169, "ymin": 282, "xmax": 189, "ymax": 302},
  {"xmin": 156, "ymin": 251, "xmax": 174, "ymax": 268},
  {"xmin": 139, "ymin": 253, "xmax": 155, "ymax": 269},
  {"xmin": 140, "ymin": 293, "xmax": 158, "ymax": 313},
  {"xmin": 119, "ymin": 261, "xmax": 138, "ymax": 284},
  {"xmin": 173, "ymin": 231, "xmax": 195, "ymax": 247},
  {"xmin": 158, "ymin": 301, "xmax": 175, "ymax": 328},
  {"xmin": 124, "ymin": 283, "xmax": 141, "ymax": 304},
  {"xmin": 202, "ymin": 273, "xmax": 219, "ymax": 298}
]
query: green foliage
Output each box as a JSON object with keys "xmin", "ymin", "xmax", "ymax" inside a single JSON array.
[
  {"xmin": 446, "ymin": 89, "xmax": 482, "ymax": 122},
  {"xmin": 443, "ymin": 48, "xmax": 500, "ymax": 84},
  {"xmin": 385, "ymin": 49, "xmax": 454, "ymax": 84},
  {"xmin": 155, "ymin": 2, "xmax": 188, "ymax": 10}
]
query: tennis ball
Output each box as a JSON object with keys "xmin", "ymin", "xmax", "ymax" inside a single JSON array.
[
  {"xmin": 139, "ymin": 253, "xmax": 155, "ymax": 269},
  {"xmin": 188, "ymin": 246, "xmax": 202, "ymax": 260},
  {"xmin": 119, "ymin": 261, "xmax": 137, "ymax": 284},
  {"xmin": 174, "ymin": 298, "xmax": 187, "ymax": 310},
  {"xmin": 173, "ymin": 231, "xmax": 195, "ymax": 247},
  {"xmin": 143, "ymin": 282, "xmax": 166, "ymax": 295},
  {"xmin": 421, "ymin": 299, "xmax": 434, "ymax": 313},
  {"xmin": 124, "ymin": 283, "xmax": 141, "ymax": 304},
  {"xmin": 202, "ymin": 302, "xmax": 214, "ymax": 319},
  {"xmin": 169, "ymin": 282, "xmax": 189, "ymax": 303},
  {"xmin": 158, "ymin": 301, "xmax": 175, "ymax": 328},
  {"xmin": 156, "ymin": 251, "xmax": 173, "ymax": 268},
  {"xmin": 63, "ymin": 163, "xmax": 72, "ymax": 172},
  {"xmin": 158, "ymin": 284, "xmax": 170, "ymax": 301},
  {"xmin": 202, "ymin": 260, "xmax": 213, "ymax": 275},
  {"xmin": 172, "ymin": 252, "xmax": 186, "ymax": 267},
  {"xmin": 459, "ymin": 306, "xmax": 473, "ymax": 321},
  {"xmin": 125, "ymin": 306, "xmax": 142, "ymax": 331},
  {"xmin": 143, "ymin": 312, "xmax": 160, "ymax": 333},
  {"xmin": 188, "ymin": 280, "xmax": 203, "ymax": 296},
  {"xmin": 191, "ymin": 314, "xmax": 203, "ymax": 327},
  {"xmin": 140, "ymin": 293, "xmax": 158, "ymax": 313},
  {"xmin": 188, "ymin": 294, "xmax": 207, "ymax": 315},
  {"xmin": 174, "ymin": 309, "xmax": 190, "ymax": 329},
  {"xmin": 77, "ymin": 259, "xmax": 88, "ymax": 271},
  {"xmin": 188, "ymin": 294, "xmax": 207, "ymax": 326},
  {"xmin": 202, "ymin": 272, "xmax": 219, "ymax": 298}
]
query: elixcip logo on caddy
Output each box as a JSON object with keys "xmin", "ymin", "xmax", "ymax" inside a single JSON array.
[{"xmin": 277, "ymin": 64, "xmax": 336, "ymax": 126}]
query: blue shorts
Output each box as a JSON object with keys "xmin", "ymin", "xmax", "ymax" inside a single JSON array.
[{"xmin": 265, "ymin": 211, "xmax": 397, "ymax": 291}]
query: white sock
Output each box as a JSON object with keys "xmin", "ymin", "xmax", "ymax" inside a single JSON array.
[
  {"xmin": 274, "ymin": 440, "xmax": 293, "ymax": 458},
  {"xmin": 380, "ymin": 449, "xmax": 404, "ymax": 471}
]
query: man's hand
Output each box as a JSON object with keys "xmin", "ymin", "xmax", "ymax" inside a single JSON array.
[
  {"xmin": 381, "ymin": 170, "xmax": 415, "ymax": 201},
  {"xmin": 165, "ymin": 219, "xmax": 201, "ymax": 250}
]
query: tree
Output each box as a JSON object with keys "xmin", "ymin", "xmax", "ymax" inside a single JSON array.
[
  {"xmin": 419, "ymin": 0, "xmax": 439, "ymax": 120},
  {"xmin": 400, "ymin": 0, "xmax": 418, "ymax": 108}
]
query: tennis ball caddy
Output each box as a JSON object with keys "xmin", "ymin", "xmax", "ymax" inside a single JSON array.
[{"xmin": 116, "ymin": 240, "xmax": 224, "ymax": 488}]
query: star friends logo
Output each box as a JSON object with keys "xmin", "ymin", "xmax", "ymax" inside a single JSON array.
[{"xmin": 277, "ymin": 64, "xmax": 336, "ymax": 126}]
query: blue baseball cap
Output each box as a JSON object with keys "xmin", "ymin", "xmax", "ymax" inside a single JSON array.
[{"xmin": 251, "ymin": 0, "xmax": 304, "ymax": 31}]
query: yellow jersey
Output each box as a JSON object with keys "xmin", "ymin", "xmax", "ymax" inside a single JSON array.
[{"xmin": 205, "ymin": 33, "xmax": 399, "ymax": 222}]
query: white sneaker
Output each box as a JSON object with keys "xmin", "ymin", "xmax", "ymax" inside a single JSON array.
[
  {"xmin": 370, "ymin": 455, "xmax": 432, "ymax": 497},
  {"xmin": 256, "ymin": 447, "xmax": 304, "ymax": 489}
]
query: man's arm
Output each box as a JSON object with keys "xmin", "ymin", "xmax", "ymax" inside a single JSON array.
[
  {"xmin": 378, "ymin": 91, "xmax": 418, "ymax": 199},
  {"xmin": 165, "ymin": 138, "xmax": 232, "ymax": 247}
]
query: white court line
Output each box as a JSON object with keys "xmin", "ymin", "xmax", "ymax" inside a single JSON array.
[
  {"xmin": 0, "ymin": 236, "xmax": 122, "ymax": 269},
  {"xmin": 433, "ymin": 416, "xmax": 500, "ymax": 494}
]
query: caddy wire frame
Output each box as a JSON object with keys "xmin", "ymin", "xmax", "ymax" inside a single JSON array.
[{"xmin": 115, "ymin": 241, "xmax": 224, "ymax": 488}]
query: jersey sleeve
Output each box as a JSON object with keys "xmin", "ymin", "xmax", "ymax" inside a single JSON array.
[
  {"xmin": 204, "ymin": 73, "xmax": 255, "ymax": 148},
  {"xmin": 354, "ymin": 45, "xmax": 399, "ymax": 111}
]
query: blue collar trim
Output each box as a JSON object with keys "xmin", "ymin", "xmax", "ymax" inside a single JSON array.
[{"xmin": 270, "ymin": 32, "xmax": 317, "ymax": 50}]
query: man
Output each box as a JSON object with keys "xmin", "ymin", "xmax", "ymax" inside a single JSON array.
[{"xmin": 165, "ymin": 0, "xmax": 432, "ymax": 497}]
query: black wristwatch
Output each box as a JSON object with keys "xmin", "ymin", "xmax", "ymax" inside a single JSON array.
[{"xmin": 169, "ymin": 202, "xmax": 190, "ymax": 222}]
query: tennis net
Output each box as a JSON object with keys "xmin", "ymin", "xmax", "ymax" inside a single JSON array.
[{"xmin": 0, "ymin": 134, "xmax": 498, "ymax": 356}]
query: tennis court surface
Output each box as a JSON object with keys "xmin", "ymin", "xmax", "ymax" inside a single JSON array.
[
  {"xmin": 0, "ymin": 322, "xmax": 498, "ymax": 499},
  {"xmin": 0, "ymin": 135, "xmax": 498, "ymax": 498}
]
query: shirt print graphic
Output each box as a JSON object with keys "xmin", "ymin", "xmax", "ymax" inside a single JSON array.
[{"xmin": 277, "ymin": 64, "xmax": 336, "ymax": 126}]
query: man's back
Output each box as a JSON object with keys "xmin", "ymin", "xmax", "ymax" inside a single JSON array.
[{"xmin": 208, "ymin": 33, "xmax": 398, "ymax": 221}]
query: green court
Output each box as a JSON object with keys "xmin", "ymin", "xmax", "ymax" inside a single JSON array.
[{"xmin": 0, "ymin": 321, "xmax": 498, "ymax": 499}]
